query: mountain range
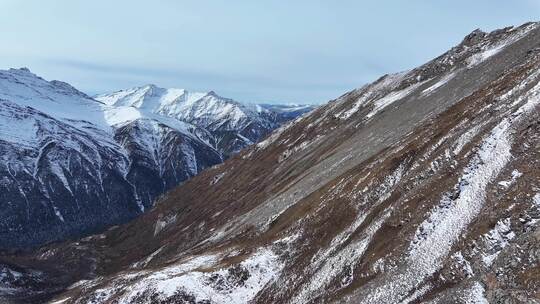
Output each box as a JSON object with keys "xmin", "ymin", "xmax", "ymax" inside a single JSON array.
[
  {"xmin": 1, "ymin": 22, "xmax": 540, "ymax": 304},
  {"xmin": 0, "ymin": 70, "xmax": 314, "ymax": 249}
]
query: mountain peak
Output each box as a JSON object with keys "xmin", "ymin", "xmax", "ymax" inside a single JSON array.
[
  {"xmin": 7, "ymin": 67, "xmax": 38, "ymax": 78},
  {"xmin": 142, "ymin": 83, "xmax": 159, "ymax": 90},
  {"xmin": 460, "ymin": 21, "xmax": 538, "ymax": 48},
  {"xmin": 461, "ymin": 28, "xmax": 487, "ymax": 46},
  {"xmin": 14, "ymin": 67, "xmax": 31, "ymax": 73},
  {"xmin": 50, "ymin": 80, "xmax": 90, "ymax": 98}
]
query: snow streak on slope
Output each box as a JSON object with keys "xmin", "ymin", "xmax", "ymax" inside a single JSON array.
[
  {"xmin": 293, "ymin": 164, "xmax": 406, "ymax": 303},
  {"xmin": 365, "ymin": 79, "xmax": 429, "ymax": 119},
  {"xmin": 336, "ymin": 71, "xmax": 408, "ymax": 120},
  {"xmin": 481, "ymin": 218, "xmax": 516, "ymax": 267},
  {"xmin": 354, "ymin": 74, "xmax": 540, "ymax": 304},
  {"xmin": 463, "ymin": 282, "xmax": 489, "ymax": 304},
  {"xmin": 422, "ymin": 72, "xmax": 457, "ymax": 95}
]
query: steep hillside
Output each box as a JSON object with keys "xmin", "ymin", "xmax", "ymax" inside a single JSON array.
[{"xmin": 3, "ymin": 22, "xmax": 540, "ymax": 303}]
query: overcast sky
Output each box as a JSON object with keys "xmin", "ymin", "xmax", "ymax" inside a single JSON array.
[{"xmin": 1, "ymin": 1, "xmax": 539, "ymax": 104}]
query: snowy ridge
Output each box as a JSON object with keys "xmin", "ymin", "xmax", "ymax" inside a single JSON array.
[
  {"xmin": 97, "ymin": 85, "xmax": 270, "ymax": 133},
  {"xmin": 334, "ymin": 22, "xmax": 540, "ymax": 123},
  {"xmin": 0, "ymin": 68, "xmax": 313, "ymax": 249},
  {"xmin": 0, "ymin": 68, "xmax": 108, "ymax": 130},
  {"xmin": 97, "ymin": 84, "xmax": 315, "ymax": 156}
]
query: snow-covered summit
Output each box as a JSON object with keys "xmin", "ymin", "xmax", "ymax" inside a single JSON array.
[
  {"xmin": 0, "ymin": 67, "xmax": 108, "ymax": 128},
  {"xmin": 95, "ymin": 84, "xmax": 272, "ymax": 133},
  {"xmin": 0, "ymin": 69, "xmax": 213, "ymax": 142},
  {"xmin": 96, "ymin": 84, "xmax": 315, "ymax": 155}
]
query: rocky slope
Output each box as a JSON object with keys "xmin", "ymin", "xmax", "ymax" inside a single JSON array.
[
  {"xmin": 0, "ymin": 70, "xmax": 312, "ymax": 250},
  {"xmin": 2, "ymin": 22, "xmax": 540, "ymax": 303}
]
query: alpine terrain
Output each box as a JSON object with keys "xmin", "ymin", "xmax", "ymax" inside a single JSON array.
[
  {"xmin": 0, "ymin": 70, "xmax": 312, "ymax": 250},
  {"xmin": 2, "ymin": 22, "xmax": 540, "ymax": 303},
  {"xmin": 95, "ymin": 87, "xmax": 314, "ymax": 157}
]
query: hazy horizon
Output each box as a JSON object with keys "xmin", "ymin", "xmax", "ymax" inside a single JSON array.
[{"xmin": 2, "ymin": 0, "xmax": 539, "ymax": 104}]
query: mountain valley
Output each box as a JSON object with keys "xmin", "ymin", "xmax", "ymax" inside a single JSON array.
[{"xmin": 1, "ymin": 22, "xmax": 540, "ymax": 304}]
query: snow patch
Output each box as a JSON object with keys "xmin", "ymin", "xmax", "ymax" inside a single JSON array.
[
  {"xmin": 467, "ymin": 44, "xmax": 506, "ymax": 67},
  {"xmin": 451, "ymin": 251, "xmax": 474, "ymax": 277},
  {"xmin": 481, "ymin": 218, "xmax": 516, "ymax": 267},
  {"xmin": 422, "ymin": 72, "xmax": 457, "ymax": 95},
  {"xmin": 497, "ymin": 169, "xmax": 522, "ymax": 189},
  {"xmin": 533, "ymin": 193, "xmax": 540, "ymax": 208},
  {"xmin": 85, "ymin": 248, "xmax": 283, "ymax": 304},
  {"xmin": 366, "ymin": 79, "xmax": 429, "ymax": 119},
  {"xmin": 154, "ymin": 214, "xmax": 177, "ymax": 236},
  {"xmin": 452, "ymin": 123, "xmax": 484, "ymax": 155},
  {"xmin": 337, "ymin": 71, "xmax": 409, "ymax": 119},
  {"xmin": 463, "ymin": 281, "xmax": 489, "ymax": 304},
  {"xmin": 210, "ymin": 172, "xmax": 226, "ymax": 185},
  {"xmin": 49, "ymin": 298, "xmax": 71, "ymax": 304}
]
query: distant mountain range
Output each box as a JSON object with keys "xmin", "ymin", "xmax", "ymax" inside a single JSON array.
[
  {"xmin": 0, "ymin": 69, "xmax": 315, "ymax": 249},
  {"xmin": 95, "ymin": 85, "xmax": 314, "ymax": 157}
]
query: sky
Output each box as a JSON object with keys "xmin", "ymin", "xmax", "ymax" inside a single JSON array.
[{"xmin": 1, "ymin": 1, "xmax": 539, "ymax": 104}]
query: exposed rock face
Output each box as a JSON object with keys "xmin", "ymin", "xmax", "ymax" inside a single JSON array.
[
  {"xmin": 2, "ymin": 22, "xmax": 540, "ymax": 303},
  {"xmin": 0, "ymin": 69, "xmax": 312, "ymax": 250},
  {"xmin": 113, "ymin": 119, "xmax": 224, "ymax": 211}
]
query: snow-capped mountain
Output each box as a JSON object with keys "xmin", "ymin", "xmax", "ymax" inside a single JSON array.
[
  {"xmin": 0, "ymin": 68, "xmax": 226, "ymax": 249},
  {"xmin": 96, "ymin": 85, "xmax": 314, "ymax": 156},
  {"xmin": 4, "ymin": 22, "xmax": 539, "ymax": 304},
  {"xmin": 0, "ymin": 69, "xmax": 313, "ymax": 250}
]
